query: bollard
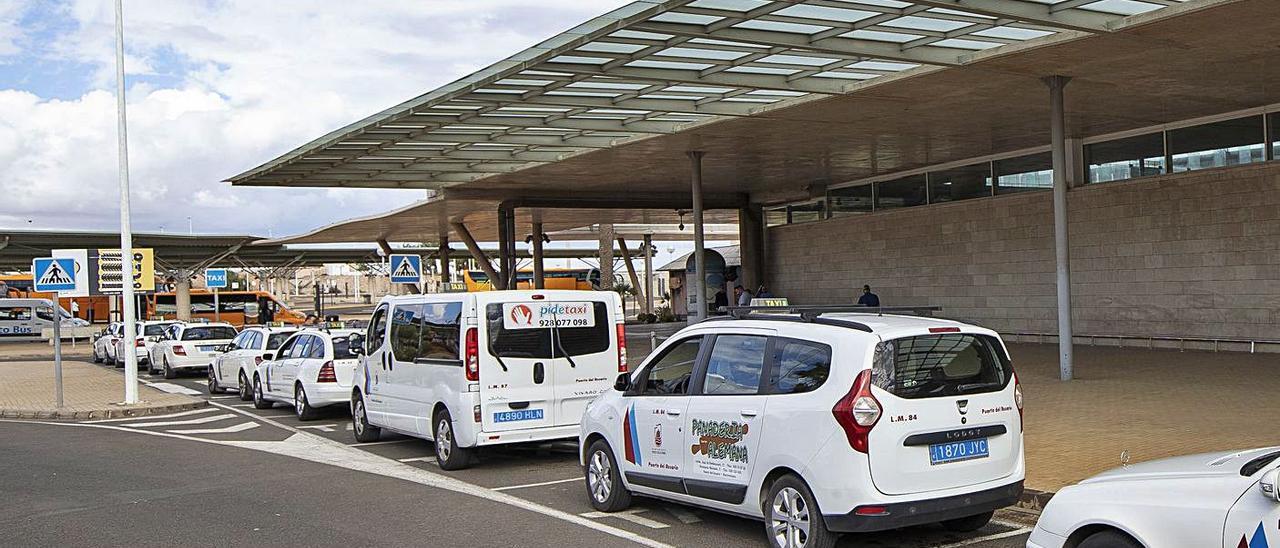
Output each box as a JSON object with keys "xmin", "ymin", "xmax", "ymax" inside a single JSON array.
[{"xmin": 649, "ymin": 331, "xmax": 657, "ymax": 353}]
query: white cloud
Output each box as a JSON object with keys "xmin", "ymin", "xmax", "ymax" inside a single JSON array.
[{"xmin": 0, "ymin": 0, "xmax": 632, "ymax": 237}]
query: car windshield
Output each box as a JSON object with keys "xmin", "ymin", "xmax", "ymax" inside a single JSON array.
[
  {"xmin": 872, "ymin": 333, "xmax": 1013, "ymax": 399},
  {"xmin": 266, "ymin": 332, "xmax": 295, "ymax": 350},
  {"xmin": 182, "ymin": 326, "xmax": 237, "ymax": 341}
]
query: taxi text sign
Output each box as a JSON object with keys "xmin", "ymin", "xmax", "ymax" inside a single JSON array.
[
  {"xmin": 502, "ymin": 302, "xmax": 595, "ymax": 330},
  {"xmin": 205, "ymin": 269, "xmax": 228, "ymax": 289}
]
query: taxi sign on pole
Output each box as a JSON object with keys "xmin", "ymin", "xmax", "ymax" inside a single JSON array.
[
  {"xmin": 33, "ymin": 258, "xmax": 78, "ymax": 293},
  {"xmin": 205, "ymin": 269, "xmax": 228, "ymax": 289},
  {"xmin": 389, "ymin": 254, "xmax": 422, "ymax": 284}
]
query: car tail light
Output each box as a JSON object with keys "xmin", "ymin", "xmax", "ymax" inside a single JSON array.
[
  {"xmin": 833, "ymin": 369, "xmax": 880, "ymax": 454},
  {"xmin": 1014, "ymin": 373, "xmax": 1024, "ymax": 431},
  {"xmin": 173, "ymin": 345, "xmax": 186, "ymax": 356},
  {"xmin": 473, "ymin": 404, "xmax": 482, "ymax": 423},
  {"xmin": 616, "ymin": 323, "xmax": 628, "ymax": 373},
  {"xmin": 854, "ymin": 505, "xmax": 888, "ymax": 516},
  {"xmin": 135, "ymin": 338, "xmax": 145, "ymax": 347},
  {"xmin": 465, "ymin": 327, "xmax": 479, "ymax": 382},
  {"xmin": 317, "ymin": 361, "xmax": 336, "ymax": 383}
]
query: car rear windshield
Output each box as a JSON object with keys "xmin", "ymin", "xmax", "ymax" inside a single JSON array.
[
  {"xmin": 331, "ymin": 336, "xmax": 359, "ymax": 359},
  {"xmin": 141, "ymin": 324, "xmax": 171, "ymax": 336},
  {"xmin": 182, "ymin": 326, "xmax": 238, "ymax": 341},
  {"xmin": 266, "ymin": 332, "xmax": 293, "ymax": 350},
  {"xmin": 872, "ymin": 333, "xmax": 1012, "ymax": 399},
  {"xmin": 485, "ymin": 302, "xmax": 609, "ymax": 359}
]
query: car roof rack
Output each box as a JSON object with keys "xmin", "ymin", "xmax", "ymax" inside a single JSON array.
[{"xmin": 712, "ymin": 305, "xmax": 943, "ymax": 333}]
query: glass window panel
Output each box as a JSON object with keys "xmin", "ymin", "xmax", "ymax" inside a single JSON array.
[
  {"xmin": 928, "ymin": 163, "xmax": 992, "ymax": 203},
  {"xmin": 765, "ymin": 207, "xmax": 788, "ymax": 227},
  {"xmin": 768, "ymin": 338, "xmax": 831, "ymax": 395},
  {"xmin": 701, "ymin": 335, "xmax": 766, "ymax": 395},
  {"xmin": 640, "ymin": 336, "xmax": 703, "ymax": 396},
  {"xmin": 788, "ymin": 200, "xmax": 825, "ymax": 223},
  {"xmin": 875, "ymin": 174, "xmax": 927, "ymax": 210},
  {"xmin": 994, "ymin": 152, "xmax": 1053, "ymax": 194},
  {"xmin": 390, "ymin": 304, "xmax": 424, "ymax": 362},
  {"xmin": 829, "ymin": 185, "xmax": 873, "ymax": 216},
  {"xmin": 1169, "ymin": 115, "xmax": 1265, "ymax": 173},
  {"xmin": 1085, "ymin": 132, "xmax": 1165, "ymax": 184},
  {"xmin": 1270, "ymin": 113, "xmax": 1280, "ymax": 160}
]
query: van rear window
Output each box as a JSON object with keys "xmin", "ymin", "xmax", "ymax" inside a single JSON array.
[
  {"xmin": 872, "ymin": 334, "xmax": 1012, "ymax": 399},
  {"xmin": 485, "ymin": 302, "xmax": 609, "ymax": 358}
]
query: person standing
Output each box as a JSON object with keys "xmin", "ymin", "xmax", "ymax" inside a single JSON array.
[
  {"xmin": 70, "ymin": 300, "xmax": 81, "ymax": 320},
  {"xmin": 857, "ymin": 285, "xmax": 880, "ymax": 307},
  {"xmin": 734, "ymin": 285, "xmax": 753, "ymax": 306}
]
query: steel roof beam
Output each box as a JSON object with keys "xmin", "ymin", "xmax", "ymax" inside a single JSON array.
[
  {"xmin": 460, "ymin": 92, "xmax": 762, "ymax": 117},
  {"xmin": 400, "ymin": 113, "xmax": 686, "ymax": 134},
  {"xmin": 905, "ymin": 0, "xmax": 1115, "ymax": 33},
  {"xmin": 538, "ymin": 60, "xmax": 850, "ymax": 94}
]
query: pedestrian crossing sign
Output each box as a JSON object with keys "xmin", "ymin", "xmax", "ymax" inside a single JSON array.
[
  {"xmin": 389, "ymin": 254, "xmax": 422, "ymax": 284},
  {"xmin": 33, "ymin": 257, "xmax": 78, "ymax": 292}
]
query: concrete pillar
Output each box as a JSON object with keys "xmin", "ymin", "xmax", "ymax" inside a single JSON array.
[
  {"xmin": 738, "ymin": 204, "xmax": 765, "ymax": 295},
  {"xmin": 1045, "ymin": 75, "xmax": 1074, "ymax": 381},
  {"xmin": 598, "ymin": 223, "xmax": 615, "ymax": 290},
  {"xmin": 439, "ymin": 232, "xmax": 451, "ymax": 284},
  {"xmin": 643, "ymin": 234, "xmax": 654, "ymax": 316},
  {"xmin": 531, "ymin": 222, "xmax": 545, "ymax": 289},
  {"xmin": 688, "ymin": 150, "xmax": 706, "ymax": 323},
  {"xmin": 617, "ymin": 236, "xmax": 645, "ymax": 314},
  {"xmin": 175, "ymin": 274, "xmax": 192, "ymax": 322}
]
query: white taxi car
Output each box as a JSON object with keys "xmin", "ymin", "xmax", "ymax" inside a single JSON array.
[
  {"xmin": 114, "ymin": 320, "xmax": 180, "ymax": 369},
  {"xmin": 209, "ymin": 326, "xmax": 298, "ymax": 399},
  {"xmin": 1028, "ymin": 447, "xmax": 1280, "ymax": 548},
  {"xmin": 148, "ymin": 322, "xmax": 238, "ymax": 379},
  {"xmin": 92, "ymin": 322, "xmax": 123, "ymax": 365},
  {"xmin": 251, "ymin": 328, "xmax": 362, "ymax": 420},
  {"xmin": 580, "ymin": 310, "xmax": 1025, "ymax": 548}
]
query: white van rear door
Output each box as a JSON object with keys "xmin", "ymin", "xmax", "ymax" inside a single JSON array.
[
  {"xmin": 479, "ymin": 301, "xmax": 558, "ymax": 432},
  {"xmin": 546, "ymin": 299, "xmax": 618, "ymax": 428}
]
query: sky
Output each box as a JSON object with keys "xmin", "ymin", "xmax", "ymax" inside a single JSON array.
[{"xmin": 0, "ymin": 0, "xmax": 637, "ymax": 238}]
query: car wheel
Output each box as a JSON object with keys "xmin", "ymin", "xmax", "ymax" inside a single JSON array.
[
  {"xmin": 940, "ymin": 510, "xmax": 993, "ymax": 532},
  {"xmin": 351, "ymin": 391, "xmax": 381, "ymax": 443},
  {"xmin": 584, "ymin": 439, "xmax": 631, "ymax": 512},
  {"xmin": 252, "ymin": 375, "xmax": 273, "ymax": 410},
  {"xmin": 1079, "ymin": 530, "xmax": 1142, "ymax": 548},
  {"xmin": 433, "ymin": 409, "xmax": 472, "ymax": 471},
  {"xmin": 91, "ymin": 346, "xmax": 101, "ymax": 363},
  {"xmin": 163, "ymin": 357, "xmax": 176, "ymax": 379},
  {"xmin": 238, "ymin": 371, "xmax": 252, "ymax": 401},
  {"xmin": 208, "ymin": 369, "xmax": 221, "ymax": 394},
  {"xmin": 765, "ymin": 475, "xmax": 836, "ymax": 548},
  {"xmin": 294, "ymin": 384, "xmax": 318, "ymax": 421}
]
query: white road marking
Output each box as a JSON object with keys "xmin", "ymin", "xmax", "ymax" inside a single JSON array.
[
  {"xmin": 146, "ymin": 382, "xmax": 203, "ymax": 396},
  {"xmin": 397, "ymin": 456, "xmax": 437, "ymax": 464},
  {"xmin": 933, "ymin": 527, "xmax": 1034, "ymax": 548},
  {"xmin": 229, "ymin": 404, "xmax": 256, "ymax": 408},
  {"xmin": 126, "ymin": 413, "xmax": 236, "ymax": 428},
  {"xmin": 210, "ymin": 395, "xmax": 237, "ymax": 400},
  {"xmin": 581, "ymin": 509, "xmax": 670, "ymax": 529},
  {"xmin": 297, "ymin": 424, "xmax": 337, "ymax": 433},
  {"xmin": 494, "ymin": 477, "xmax": 581, "ymax": 491},
  {"xmin": 82, "ymin": 407, "xmax": 216, "ymax": 423},
  {"xmin": 349, "ymin": 439, "xmax": 418, "ymax": 447},
  {"xmin": 664, "ymin": 506, "xmax": 701, "ymax": 525},
  {"xmin": 166, "ymin": 422, "xmax": 260, "ymax": 435}
]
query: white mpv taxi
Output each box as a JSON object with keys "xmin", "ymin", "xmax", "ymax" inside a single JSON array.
[
  {"xmin": 351, "ymin": 290, "xmax": 625, "ymax": 470},
  {"xmin": 580, "ymin": 309, "xmax": 1025, "ymax": 548}
]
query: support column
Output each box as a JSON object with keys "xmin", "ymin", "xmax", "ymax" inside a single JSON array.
[
  {"xmin": 174, "ymin": 274, "xmax": 192, "ymax": 322},
  {"xmin": 378, "ymin": 238, "xmax": 419, "ymax": 294},
  {"xmin": 598, "ymin": 223, "xmax": 615, "ymax": 290},
  {"xmin": 531, "ymin": 222, "xmax": 545, "ymax": 289},
  {"xmin": 1045, "ymin": 75, "xmax": 1074, "ymax": 381},
  {"xmin": 688, "ymin": 150, "xmax": 707, "ymax": 323},
  {"xmin": 439, "ymin": 232, "xmax": 451, "ymax": 285},
  {"xmin": 643, "ymin": 234, "xmax": 654, "ymax": 316},
  {"xmin": 452, "ymin": 222, "xmax": 504, "ymax": 290},
  {"xmin": 617, "ymin": 236, "xmax": 645, "ymax": 315},
  {"xmin": 497, "ymin": 206, "xmax": 512, "ymax": 290},
  {"xmin": 738, "ymin": 203, "xmax": 765, "ymax": 295}
]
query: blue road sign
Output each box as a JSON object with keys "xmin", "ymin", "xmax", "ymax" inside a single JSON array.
[
  {"xmin": 389, "ymin": 254, "xmax": 422, "ymax": 284},
  {"xmin": 33, "ymin": 258, "xmax": 78, "ymax": 292},
  {"xmin": 205, "ymin": 268, "xmax": 228, "ymax": 289}
]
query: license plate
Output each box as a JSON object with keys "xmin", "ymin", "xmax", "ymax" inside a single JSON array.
[
  {"xmin": 198, "ymin": 345, "xmax": 217, "ymax": 352},
  {"xmin": 929, "ymin": 438, "xmax": 989, "ymax": 465},
  {"xmin": 493, "ymin": 409, "xmax": 544, "ymax": 423}
]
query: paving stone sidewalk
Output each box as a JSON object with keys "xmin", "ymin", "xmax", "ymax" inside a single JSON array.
[{"xmin": 0, "ymin": 359, "xmax": 205, "ymax": 420}]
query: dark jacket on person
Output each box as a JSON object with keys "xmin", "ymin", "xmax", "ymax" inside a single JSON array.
[{"xmin": 857, "ymin": 292, "xmax": 880, "ymax": 307}]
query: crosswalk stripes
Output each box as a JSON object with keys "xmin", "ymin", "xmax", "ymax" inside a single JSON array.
[{"xmin": 125, "ymin": 413, "xmax": 237, "ymax": 428}]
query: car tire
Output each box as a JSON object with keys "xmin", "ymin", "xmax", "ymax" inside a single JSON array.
[
  {"xmin": 163, "ymin": 357, "xmax": 176, "ymax": 379},
  {"xmin": 765, "ymin": 475, "xmax": 837, "ymax": 548},
  {"xmin": 294, "ymin": 384, "xmax": 319, "ymax": 421},
  {"xmin": 940, "ymin": 510, "xmax": 993, "ymax": 532},
  {"xmin": 584, "ymin": 439, "xmax": 631, "ymax": 512},
  {"xmin": 208, "ymin": 368, "xmax": 222, "ymax": 394},
  {"xmin": 1079, "ymin": 530, "xmax": 1142, "ymax": 548},
  {"xmin": 433, "ymin": 409, "xmax": 472, "ymax": 471},
  {"xmin": 351, "ymin": 391, "xmax": 381, "ymax": 443},
  {"xmin": 238, "ymin": 371, "xmax": 252, "ymax": 401},
  {"xmin": 91, "ymin": 347, "xmax": 101, "ymax": 363},
  {"xmin": 252, "ymin": 375, "xmax": 273, "ymax": 410}
]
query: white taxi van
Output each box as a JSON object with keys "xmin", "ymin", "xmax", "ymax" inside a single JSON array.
[
  {"xmin": 350, "ymin": 290, "xmax": 625, "ymax": 470},
  {"xmin": 580, "ymin": 308, "xmax": 1024, "ymax": 548}
]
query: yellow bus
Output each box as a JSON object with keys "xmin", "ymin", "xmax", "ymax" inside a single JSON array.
[
  {"xmin": 463, "ymin": 268, "xmax": 600, "ymax": 292},
  {"xmin": 146, "ymin": 291, "xmax": 306, "ymax": 326}
]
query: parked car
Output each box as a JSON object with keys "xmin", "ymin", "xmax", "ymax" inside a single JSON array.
[
  {"xmin": 350, "ymin": 290, "xmax": 626, "ymax": 470},
  {"xmin": 209, "ymin": 325, "xmax": 298, "ymax": 399},
  {"xmin": 1028, "ymin": 447, "xmax": 1280, "ymax": 548},
  {"xmin": 0, "ymin": 298, "xmax": 87, "ymax": 343},
  {"xmin": 92, "ymin": 322, "xmax": 124, "ymax": 365},
  {"xmin": 249, "ymin": 327, "xmax": 361, "ymax": 420},
  {"xmin": 147, "ymin": 322, "xmax": 238, "ymax": 379},
  {"xmin": 113, "ymin": 320, "xmax": 181, "ymax": 369},
  {"xmin": 579, "ymin": 310, "xmax": 1025, "ymax": 548}
]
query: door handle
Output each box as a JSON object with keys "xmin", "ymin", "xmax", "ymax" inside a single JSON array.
[
  {"xmin": 533, "ymin": 362, "xmax": 545, "ymax": 384},
  {"xmin": 665, "ymin": 408, "xmax": 682, "ymax": 416},
  {"xmin": 740, "ymin": 409, "xmax": 759, "ymax": 418}
]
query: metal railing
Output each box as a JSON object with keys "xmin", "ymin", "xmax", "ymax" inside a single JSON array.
[{"xmin": 1003, "ymin": 331, "xmax": 1280, "ymax": 354}]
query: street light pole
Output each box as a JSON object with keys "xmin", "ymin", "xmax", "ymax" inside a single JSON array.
[{"xmin": 113, "ymin": 0, "xmax": 138, "ymax": 403}]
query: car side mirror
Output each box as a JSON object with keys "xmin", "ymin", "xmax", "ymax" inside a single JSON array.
[
  {"xmin": 614, "ymin": 373, "xmax": 631, "ymax": 392},
  {"xmin": 1261, "ymin": 469, "xmax": 1280, "ymax": 502},
  {"xmin": 262, "ymin": 352, "xmax": 274, "ymax": 362},
  {"xmin": 347, "ymin": 333, "xmax": 366, "ymax": 356}
]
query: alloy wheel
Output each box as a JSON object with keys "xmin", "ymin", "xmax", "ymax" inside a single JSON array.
[
  {"xmin": 770, "ymin": 487, "xmax": 811, "ymax": 548},
  {"xmin": 588, "ymin": 450, "xmax": 612, "ymax": 503}
]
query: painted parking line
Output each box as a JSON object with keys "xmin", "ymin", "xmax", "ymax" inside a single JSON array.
[
  {"xmin": 125, "ymin": 413, "xmax": 237, "ymax": 428},
  {"xmin": 581, "ymin": 509, "xmax": 669, "ymax": 529},
  {"xmin": 146, "ymin": 382, "xmax": 203, "ymax": 396},
  {"xmin": 167, "ymin": 422, "xmax": 260, "ymax": 435},
  {"xmin": 349, "ymin": 439, "xmax": 418, "ymax": 447},
  {"xmin": 934, "ymin": 528, "xmax": 1034, "ymax": 548},
  {"xmin": 82, "ymin": 407, "xmax": 216, "ymax": 423},
  {"xmin": 297, "ymin": 424, "xmax": 338, "ymax": 432},
  {"xmin": 398, "ymin": 456, "xmax": 438, "ymax": 464},
  {"xmin": 494, "ymin": 477, "xmax": 581, "ymax": 491}
]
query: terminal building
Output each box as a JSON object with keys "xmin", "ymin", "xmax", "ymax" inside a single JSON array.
[{"xmin": 229, "ymin": 0, "xmax": 1280, "ymax": 378}]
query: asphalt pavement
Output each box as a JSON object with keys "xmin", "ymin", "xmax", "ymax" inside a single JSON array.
[{"xmin": 2, "ymin": 364, "xmax": 1034, "ymax": 548}]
